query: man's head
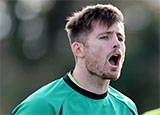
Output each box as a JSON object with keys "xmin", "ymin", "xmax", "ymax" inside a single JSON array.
[
  {"xmin": 65, "ymin": 4, "xmax": 124, "ymax": 45},
  {"xmin": 65, "ymin": 4, "xmax": 126, "ymax": 80}
]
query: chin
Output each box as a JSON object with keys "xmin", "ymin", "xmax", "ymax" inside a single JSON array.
[
  {"xmin": 110, "ymin": 69, "xmax": 121, "ymax": 80},
  {"xmin": 112, "ymin": 73, "xmax": 121, "ymax": 80},
  {"xmin": 101, "ymin": 72, "xmax": 120, "ymax": 80},
  {"xmin": 111, "ymin": 76, "xmax": 120, "ymax": 80}
]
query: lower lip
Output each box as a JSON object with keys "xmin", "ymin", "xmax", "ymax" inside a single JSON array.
[{"xmin": 108, "ymin": 61, "xmax": 120, "ymax": 69}]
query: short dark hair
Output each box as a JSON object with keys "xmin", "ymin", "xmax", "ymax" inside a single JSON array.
[{"xmin": 65, "ymin": 4, "xmax": 124, "ymax": 45}]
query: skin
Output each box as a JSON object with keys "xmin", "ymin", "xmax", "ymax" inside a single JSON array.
[{"xmin": 71, "ymin": 21, "xmax": 126, "ymax": 94}]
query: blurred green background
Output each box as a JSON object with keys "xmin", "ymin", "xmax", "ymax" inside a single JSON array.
[{"xmin": 0, "ymin": 0, "xmax": 159, "ymax": 114}]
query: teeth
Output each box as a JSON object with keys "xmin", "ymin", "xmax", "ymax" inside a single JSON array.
[{"xmin": 113, "ymin": 54, "xmax": 118, "ymax": 57}]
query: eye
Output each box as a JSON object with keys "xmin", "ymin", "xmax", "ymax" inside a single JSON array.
[
  {"xmin": 117, "ymin": 33, "xmax": 125, "ymax": 42},
  {"xmin": 118, "ymin": 37, "xmax": 123, "ymax": 42},
  {"xmin": 99, "ymin": 35, "xmax": 109, "ymax": 40}
]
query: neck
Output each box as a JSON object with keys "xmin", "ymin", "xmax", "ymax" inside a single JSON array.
[{"xmin": 72, "ymin": 62, "xmax": 110, "ymax": 94}]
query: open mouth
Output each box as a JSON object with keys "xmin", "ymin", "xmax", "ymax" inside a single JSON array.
[{"xmin": 108, "ymin": 54, "xmax": 121, "ymax": 66}]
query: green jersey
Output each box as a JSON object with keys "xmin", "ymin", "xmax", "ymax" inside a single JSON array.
[{"xmin": 12, "ymin": 72, "xmax": 138, "ymax": 115}]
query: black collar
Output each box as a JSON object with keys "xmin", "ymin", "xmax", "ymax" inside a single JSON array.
[{"xmin": 63, "ymin": 73, "xmax": 108, "ymax": 99}]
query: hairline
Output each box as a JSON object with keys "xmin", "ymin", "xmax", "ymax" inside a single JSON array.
[{"xmin": 73, "ymin": 19, "xmax": 124, "ymax": 46}]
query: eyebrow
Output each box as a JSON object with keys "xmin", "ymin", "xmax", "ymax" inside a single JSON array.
[{"xmin": 97, "ymin": 31, "xmax": 125, "ymax": 38}]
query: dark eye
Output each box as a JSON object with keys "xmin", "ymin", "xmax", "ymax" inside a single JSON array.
[
  {"xmin": 100, "ymin": 36, "xmax": 108, "ymax": 40},
  {"xmin": 118, "ymin": 37, "xmax": 123, "ymax": 42}
]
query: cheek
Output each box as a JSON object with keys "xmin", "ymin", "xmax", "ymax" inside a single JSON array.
[
  {"xmin": 85, "ymin": 46, "xmax": 105, "ymax": 63},
  {"xmin": 93, "ymin": 47, "xmax": 106, "ymax": 59},
  {"xmin": 122, "ymin": 44, "xmax": 126, "ymax": 61},
  {"xmin": 122, "ymin": 43, "xmax": 126, "ymax": 53},
  {"xmin": 85, "ymin": 41, "xmax": 109, "ymax": 60}
]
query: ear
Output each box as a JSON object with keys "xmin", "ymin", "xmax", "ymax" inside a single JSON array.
[{"xmin": 71, "ymin": 42, "xmax": 85, "ymax": 58}]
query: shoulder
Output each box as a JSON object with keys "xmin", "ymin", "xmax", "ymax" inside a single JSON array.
[
  {"xmin": 108, "ymin": 85, "xmax": 138, "ymax": 115},
  {"xmin": 12, "ymin": 97, "xmax": 55, "ymax": 114},
  {"xmin": 12, "ymin": 78, "xmax": 73, "ymax": 115},
  {"xmin": 26, "ymin": 78, "xmax": 65, "ymax": 101}
]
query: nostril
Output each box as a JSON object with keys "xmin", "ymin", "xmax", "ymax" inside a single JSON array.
[{"xmin": 113, "ymin": 45, "xmax": 117, "ymax": 48}]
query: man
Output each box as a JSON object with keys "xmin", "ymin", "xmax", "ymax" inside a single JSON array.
[{"xmin": 12, "ymin": 4, "xmax": 138, "ymax": 115}]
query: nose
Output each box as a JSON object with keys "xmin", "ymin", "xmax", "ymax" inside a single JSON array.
[
  {"xmin": 112, "ymin": 35, "xmax": 120, "ymax": 49},
  {"xmin": 113, "ymin": 43, "xmax": 120, "ymax": 49}
]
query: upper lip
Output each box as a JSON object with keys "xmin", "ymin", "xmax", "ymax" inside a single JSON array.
[{"xmin": 108, "ymin": 50, "xmax": 122, "ymax": 59}]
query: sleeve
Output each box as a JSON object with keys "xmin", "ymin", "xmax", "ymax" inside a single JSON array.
[{"xmin": 11, "ymin": 99, "xmax": 55, "ymax": 115}]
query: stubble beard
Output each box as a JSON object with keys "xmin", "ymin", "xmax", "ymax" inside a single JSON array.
[{"xmin": 85, "ymin": 57, "xmax": 121, "ymax": 80}]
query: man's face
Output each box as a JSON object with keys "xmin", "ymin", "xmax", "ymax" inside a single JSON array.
[{"xmin": 84, "ymin": 21, "xmax": 126, "ymax": 80}]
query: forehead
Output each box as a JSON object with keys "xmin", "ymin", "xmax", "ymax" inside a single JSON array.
[{"xmin": 89, "ymin": 21, "xmax": 125, "ymax": 37}]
